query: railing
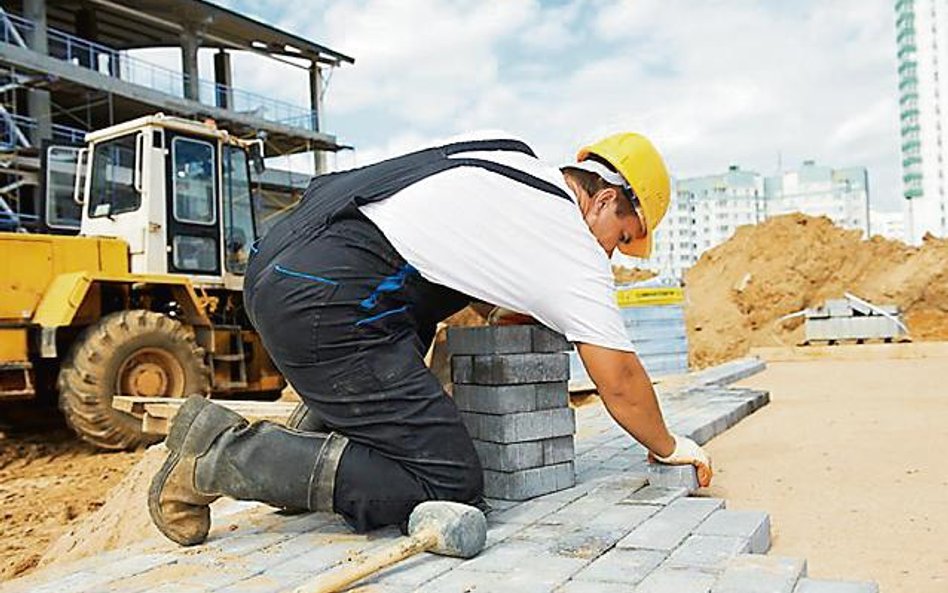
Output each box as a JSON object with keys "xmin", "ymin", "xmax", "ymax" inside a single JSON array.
[
  {"xmin": 0, "ymin": 111, "xmax": 86, "ymax": 149},
  {"xmin": 0, "ymin": 11, "xmax": 319, "ymax": 132}
]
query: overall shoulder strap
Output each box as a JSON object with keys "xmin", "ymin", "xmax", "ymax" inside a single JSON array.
[{"xmin": 439, "ymin": 139, "xmax": 573, "ymax": 203}]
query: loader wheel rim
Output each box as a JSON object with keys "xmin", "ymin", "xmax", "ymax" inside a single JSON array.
[{"xmin": 116, "ymin": 348, "xmax": 186, "ymax": 398}]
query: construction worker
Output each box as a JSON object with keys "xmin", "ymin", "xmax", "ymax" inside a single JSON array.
[{"xmin": 148, "ymin": 132, "xmax": 713, "ymax": 546}]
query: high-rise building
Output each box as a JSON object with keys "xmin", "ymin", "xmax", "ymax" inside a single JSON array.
[
  {"xmin": 647, "ymin": 162, "xmax": 870, "ymax": 279},
  {"xmin": 649, "ymin": 166, "xmax": 764, "ymax": 279},
  {"xmin": 895, "ymin": 0, "xmax": 948, "ymax": 242},
  {"xmin": 870, "ymin": 209, "xmax": 908, "ymax": 240},
  {"xmin": 763, "ymin": 162, "xmax": 870, "ymax": 234}
]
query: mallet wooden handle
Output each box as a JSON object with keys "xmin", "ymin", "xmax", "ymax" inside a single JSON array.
[{"xmin": 294, "ymin": 527, "xmax": 440, "ymax": 593}]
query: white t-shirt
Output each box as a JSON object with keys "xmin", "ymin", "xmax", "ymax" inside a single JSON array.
[{"xmin": 358, "ymin": 133, "xmax": 634, "ymax": 352}]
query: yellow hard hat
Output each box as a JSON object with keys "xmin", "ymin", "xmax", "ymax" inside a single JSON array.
[{"xmin": 577, "ymin": 132, "xmax": 671, "ymax": 258}]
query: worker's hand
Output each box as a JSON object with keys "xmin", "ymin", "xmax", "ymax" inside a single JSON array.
[
  {"xmin": 648, "ymin": 434, "xmax": 713, "ymax": 487},
  {"xmin": 487, "ymin": 306, "xmax": 538, "ymax": 326}
]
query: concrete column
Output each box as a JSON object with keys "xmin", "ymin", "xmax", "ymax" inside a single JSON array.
[
  {"xmin": 180, "ymin": 29, "xmax": 200, "ymax": 101},
  {"xmin": 23, "ymin": 0, "xmax": 51, "ymax": 145},
  {"xmin": 213, "ymin": 50, "xmax": 233, "ymax": 109},
  {"xmin": 75, "ymin": 7, "xmax": 102, "ymax": 71},
  {"xmin": 309, "ymin": 63, "xmax": 326, "ymax": 173},
  {"xmin": 23, "ymin": 0, "xmax": 47, "ymax": 52}
]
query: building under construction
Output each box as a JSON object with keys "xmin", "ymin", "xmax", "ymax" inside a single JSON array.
[{"xmin": 0, "ymin": 0, "xmax": 353, "ymax": 233}]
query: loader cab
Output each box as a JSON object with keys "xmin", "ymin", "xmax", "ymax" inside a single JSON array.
[{"xmin": 77, "ymin": 115, "xmax": 262, "ymax": 289}]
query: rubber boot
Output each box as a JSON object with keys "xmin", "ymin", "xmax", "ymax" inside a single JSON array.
[
  {"xmin": 286, "ymin": 401, "xmax": 328, "ymax": 432},
  {"xmin": 148, "ymin": 396, "xmax": 246, "ymax": 546},
  {"xmin": 148, "ymin": 396, "xmax": 348, "ymax": 546},
  {"xmin": 281, "ymin": 401, "xmax": 331, "ymax": 515}
]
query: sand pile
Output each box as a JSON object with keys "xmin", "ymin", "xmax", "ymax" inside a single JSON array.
[
  {"xmin": 684, "ymin": 213, "xmax": 948, "ymax": 367},
  {"xmin": 612, "ymin": 265, "xmax": 657, "ymax": 285},
  {"xmin": 39, "ymin": 445, "xmax": 168, "ymax": 568}
]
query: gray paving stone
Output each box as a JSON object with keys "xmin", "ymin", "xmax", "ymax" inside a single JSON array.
[
  {"xmin": 529, "ymin": 481, "xmax": 593, "ymax": 506},
  {"xmin": 543, "ymin": 435, "xmax": 576, "ymax": 464},
  {"xmin": 584, "ymin": 475, "xmax": 649, "ymax": 503},
  {"xmin": 617, "ymin": 497, "xmax": 725, "ymax": 551},
  {"xmin": 666, "ymin": 534, "xmax": 751, "ymax": 570},
  {"xmin": 620, "ymin": 484, "xmax": 688, "ymax": 506},
  {"xmin": 473, "ymin": 436, "xmax": 574, "ymax": 471},
  {"xmin": 454, "ymin": 382, "xmax": 569, "ymax": 414},
  {"xmin": 365, "ymin": 553, "xmax": 463, "ymax": 587},
  {"xmin": 416, "ymin": 568, "xmax": 564, "ymax": 593},
  {"xmin": 20, "ymin": 573, "xmax": 108, "ymax": 593},
  {"xmin": 513, "ymin": 520, "xmax": 638, "ymax": 560},
  {"xmin": 141, "ymin": 585, "xmax": 206, "ymax": 593},
  {"xmin": 554, "ymin": 580, "xmax": 630, "ymax": 593},
  {"xmin": 571, "ymin": 548, "xmax": 666, "ymax": 584},
  {"xmin": 489, "ymin": 499, "xmax": 565, "ymax": 524},
  {"xmin": 211, "ymin": 573, "xmax": 313, "ymax": 593},
  {"xmin": 447, "ymin": 325, "xmax": 569, "ymax": 355},
  {"xmin": 696, "ymin": 509, "xmax": 771, "ymax": 554},
  {"xmin": 648, "ymin": 462, "xmax": 700, "ymax": 493},
  {"xmin": 714, "ymin": 554, "xmax": 808, "ymax": 593},
  {"xmin": 542, "ymin": 494, "xmax": 657, "ymax": 531},
  {"xmin": 483, "ymin": 461, "xmax": 576, "ymax": 500},
  {"xmin": 452, "ymin": 352, "xmax": 570, "ymax": 385},
  {"xmin": 634, "ymin": 566, "xmax": 718, "ymax": 593},
  {"xmin": 261, "ymin": 530, "xmax": 388, "ymax": 575},
  {"xmin": 462, "ymin": 408, "xmax": 575, "ymax": 443},
  {"xmin": 458, "ymin": 539, "xmax": 587, "ymax": 582},
  {"xmin": 793, "ymin": 578, "xmax": 879, "ymax": 593},
  {"xmin": 474, "ymin": 439, "xmax": 543, "ymax": 470},
  {"xmin": 484, "ymin": 519, "xmax": 527, "ymax": 547}
]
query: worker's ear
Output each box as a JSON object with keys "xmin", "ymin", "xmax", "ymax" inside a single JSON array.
[{"xmin": 593, "ymin": 187, "xmax": 619, "ymax": 212}]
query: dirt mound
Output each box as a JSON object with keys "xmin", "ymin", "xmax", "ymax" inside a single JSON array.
[
  {"xmin": 612, "ymin": 265, "xmax": 657, "ymax": 285},
  {"xmin": 684, "ymin": 213, "xmax": 948, "ymax": 367},
  {"xmin": 0, "ymin": 431, "xmax": 143, "ymax": 581},
  {"xmin": 39, "ymin": 445, "xmax": 167, "ymax": 568}
]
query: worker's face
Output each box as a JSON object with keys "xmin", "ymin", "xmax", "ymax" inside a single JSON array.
[{"xmin": 582, "ymin": 188, "xmax": 645, "ymax": 258}]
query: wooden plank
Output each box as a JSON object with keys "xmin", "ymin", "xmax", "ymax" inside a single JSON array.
[
  {"xmin": 114, "ymin": 396, "xmax": 299, "ymax": 436},
  {"xmin": 142, "ymin": 414, "xmax": 169, "ymax": 435}
]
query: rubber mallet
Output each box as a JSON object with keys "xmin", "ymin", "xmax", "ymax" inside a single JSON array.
[{"xmin": 293, "ymin": 501, "xmax": 487, "ymax": 593}]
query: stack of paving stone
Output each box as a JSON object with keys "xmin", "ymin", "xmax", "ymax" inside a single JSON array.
[{"xmin": 447, "ymin": 325, "xmax": 576, "ymax": 501}]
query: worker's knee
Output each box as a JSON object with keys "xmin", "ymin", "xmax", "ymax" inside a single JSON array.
[
  {"xmin": 454, "ymin": 464, "xmax": 484, "ymax": 503},
  {"xmin": 428, "ymin": 457, "xmax": 483, "ymax": 504}
]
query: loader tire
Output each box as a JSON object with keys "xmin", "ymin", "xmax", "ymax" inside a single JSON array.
[{"xmin": 58, "ymin": 310, "xmax": 210, "ymax": 450}]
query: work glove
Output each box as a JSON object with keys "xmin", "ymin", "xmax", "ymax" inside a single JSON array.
[{"xmin": 648, "ymin": 434, "xmax": 713, "ymax": 487}]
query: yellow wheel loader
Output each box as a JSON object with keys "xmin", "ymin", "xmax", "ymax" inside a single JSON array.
[{"xmin": 0, "ymin": 114, "xmax": 286, "ymax": 449}]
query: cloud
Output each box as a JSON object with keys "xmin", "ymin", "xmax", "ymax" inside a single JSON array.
[{"xmin": 210, "ymin": 0, "xmax": 903, "ymax": 211}]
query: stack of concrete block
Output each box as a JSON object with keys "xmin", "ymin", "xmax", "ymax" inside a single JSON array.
[{"xmin": 448, "ymin": 325, "xmax": 575, "ymax": 501}]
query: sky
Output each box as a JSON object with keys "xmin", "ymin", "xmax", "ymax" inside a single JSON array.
[{"xmin": 206, "ymin": 0, "xmax": 903, "ymax": 212}]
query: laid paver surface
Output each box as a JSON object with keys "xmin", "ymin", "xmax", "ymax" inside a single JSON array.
[{"xmin": 0, "ymin": 361, "xmax": 877, "ymax": 592}]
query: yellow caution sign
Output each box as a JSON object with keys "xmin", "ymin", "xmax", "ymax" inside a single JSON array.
[{"xmin": 616, "ymin": 287, "xmax": 684, "ymax": 308}]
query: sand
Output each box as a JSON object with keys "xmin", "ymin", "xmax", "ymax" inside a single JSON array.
[
  {"xmin": 684, "ymin": 214, "xmax": 948, "ymax": 368},
  {"xmin": 704, "ymin": 354, "xmax": 948, "ymax": 593},
  {"xmin": 39, "ymin": 445, "xmax": 168, "ymax": 568},
  {"xmin": 0, "ymin": 430, "xmax": 143, "ymax": 581}
]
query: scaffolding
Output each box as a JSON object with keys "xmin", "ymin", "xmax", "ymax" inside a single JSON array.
[{"xmin": 0, "ymin": 0, "xmax": 353, "ymax": 232}]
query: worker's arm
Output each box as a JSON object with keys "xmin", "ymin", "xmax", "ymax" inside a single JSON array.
[{"xmin": 577, "ymin": 342, "xmax": 713, "ymax": 485}]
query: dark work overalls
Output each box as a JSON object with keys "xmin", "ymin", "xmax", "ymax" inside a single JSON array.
[{"xmin": 243, "ymin": 139, "xmax": 572, "ymax": 531}]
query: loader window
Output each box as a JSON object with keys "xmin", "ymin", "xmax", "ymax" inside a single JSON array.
[
  {"xmin": 88, "ymin": 134, "xmax": 139, "ymax": 218},
  {"xmin": 173, "ymin": 235, "xmax": 217, "ymax": 272},
  {"xmin": 45, "ymin": 146, "xmax": 82, "ymax": 229},
  {"xmin": 172, "ymin": 137, "xmax": 216, "ymax": 225},
  {"xmin": 222, "ymin": 145, "xmax": 255, "ymax": 274}
]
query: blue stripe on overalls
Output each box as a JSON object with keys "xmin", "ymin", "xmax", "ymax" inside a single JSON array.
[{"xmin": 355, "ymin": 263, "xmax": 417, "ymax": 326}]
